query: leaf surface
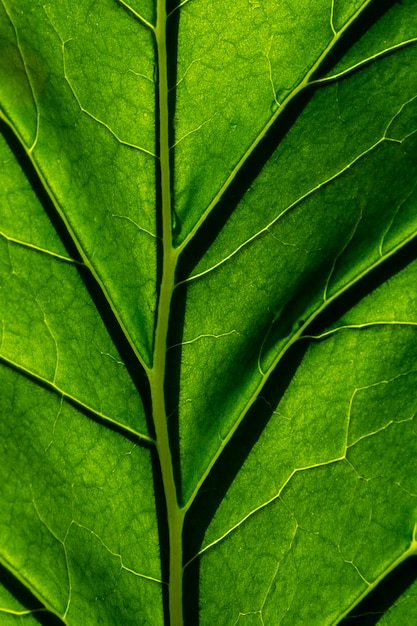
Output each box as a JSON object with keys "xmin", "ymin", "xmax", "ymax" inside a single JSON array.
[{"xmin": 1, "ymin": 0, "xmax": 417, "ymax": 624}]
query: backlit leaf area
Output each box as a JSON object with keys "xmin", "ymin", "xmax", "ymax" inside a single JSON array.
[{"xmin": 1, "ymin": 0, "xmax": 417, "ymax": 624}]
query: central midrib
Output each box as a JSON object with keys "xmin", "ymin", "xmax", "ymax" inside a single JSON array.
[{"xmin": 149, "ymin": 1, "xmax": 184, "ymax": 625}]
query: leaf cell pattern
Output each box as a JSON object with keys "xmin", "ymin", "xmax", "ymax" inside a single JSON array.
[{"xmin": 1, "ymin": 0, "xmax": 417, "ymax": 624}]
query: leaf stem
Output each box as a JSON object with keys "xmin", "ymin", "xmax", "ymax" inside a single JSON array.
[{"xmin": 151, "ymin": 1, "xmax": 183, "ymax": 624}]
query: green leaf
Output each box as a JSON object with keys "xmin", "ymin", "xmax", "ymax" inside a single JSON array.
[{"xmin": 1, "ymin": 0, "xmax": 417, "ymax": 624}]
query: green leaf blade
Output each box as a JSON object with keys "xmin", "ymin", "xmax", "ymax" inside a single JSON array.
[
  {"xmin": 0, "ymin": 366, "xmax": 163, "ymax": 623},
  {"xmin": 195, "ymin": 256, "xmax": 417, "ymax": 623},
  {"xmin": 1, "ymin": 0, "xmax": 417, "ymax": 624},
  {"xmin": 175, "ymin": 4, "xmax": 417, "ymax": 504},
  {"xmin": 1, "ymin": 0, "xmax": 158, "ymax": 367}
]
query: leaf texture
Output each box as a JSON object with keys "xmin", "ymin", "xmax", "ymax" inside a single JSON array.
[{"xmin": 1, "ymin": 0, "xmax": 417, "ymax": 624}]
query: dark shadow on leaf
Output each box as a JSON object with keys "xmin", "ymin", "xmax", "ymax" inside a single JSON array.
[
  {"xmin": 341, "ymin": 557, "xmax": 417, "ymax": 625},
  {"xmin": 174, "ymin": 77, "xmax": 311, "ymax": 285},
  {"xmin": 0, "ymin": 119, "xmax": 153, "ymax": 430},
  {"xmin": 0, "ymin": 562, "xmax": 63, "ymax": 625},
  {"xmin": 168, "ymin": 36, "xmax": 318, "ymax": 519},
  {"xmin": 150, "ymin": 447, "xmax": 170, "ymax": 618},
  {"xmin": 170, "ymin": 2, "xmax": 405, "ymax": 622},
  {"xmin": 313, "ymin": 0, "xmax": 402, "ymax": 80},
  {"xmin": 181, "ymin": 237, "xmax": 417, "ymax": 623},
  {"xmin": 306, "ymin": 237, "xmax": 417, "ymax": 337},
  {"xmin": 166, "ymin": 0, "xmax": 181, "ymax": 238},
  {"xmin": 0, "ymin": 1, "xmax": 408, "ymax": 624},
  {"xmin": 155, "ymin": 7, "xmax": 182, "ymax": 620},
  {"xmin": 175, "ymin": 0, "xmax": 400, "ymax": 284},
  {"xmin": 0, "ymin": 118, "xmax": 169, "ymax": 619},
  {"xmin": 165, "ymin": 282, "xmax": 186, "ymax": 505},
  {"xmin": 0, "ymin": 356, "xmax": 152, "ymax": 450},
  {"xmin": 181, "ymin": 235, "xmax": 417, "ymax": 624},
  {"xmin": 182, "ymin": 340, "xmax": 309, "ymax": 624}
]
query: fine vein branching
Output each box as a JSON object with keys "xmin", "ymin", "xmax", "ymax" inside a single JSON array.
[
  {"xmin": 0, "ymin": 0, "xmax": 39, "ymax": 152},
  {"xmin": 67, "ymin": 520, "xmax": 165, "ymax": 585},
  {"xmin": 0, "ymin": 354, "xmax": 154, "ymax": 446},
  {"xmin": 154, "ymin": 2, "xmax": 417, "ymax": 621},
  {"xmin": 1, "ymin": 0, "xmax": 416, "ymax": 623},
  {"xmin": 185, "ymin": 457, "xmax": 345, "ymax": 568},
  {"xmin": 311, "ymin": 38, "xmax": 417, "ymax": 87},
  {"xmin": 117, "ymin": 0, "xmax": 156, "ymax": 32},
  {"xmin": 0, "ymin": 110, "xmax": 152, "ymax": 376},
  {"xmin": 0, "ymin": 231, "xmax": 80, "ymax": 263},
  {"xmin": 336, "ymin": 525, "xmax": 417, "ymax": 622},
  {"xmin": 62, "ymin": 44, "xmax": 158, "ymax": 159},
  {"xmin": 177, "ymin": 134, "xmax": 391, "ymax": 286},
  {"xmin": 182, "ymin": 226, "xmax": 417, "ymax": 512},
  {"xmin": 175, "ymin": 0, "xmax": 382, "ymax": 256},
  {"xmin": 302, "ymin": 321, "xmax": 417, "ymax": 341},
  {"xmin": 0, "ymin": 555, "xmax": 64, "ymax": 623}
]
